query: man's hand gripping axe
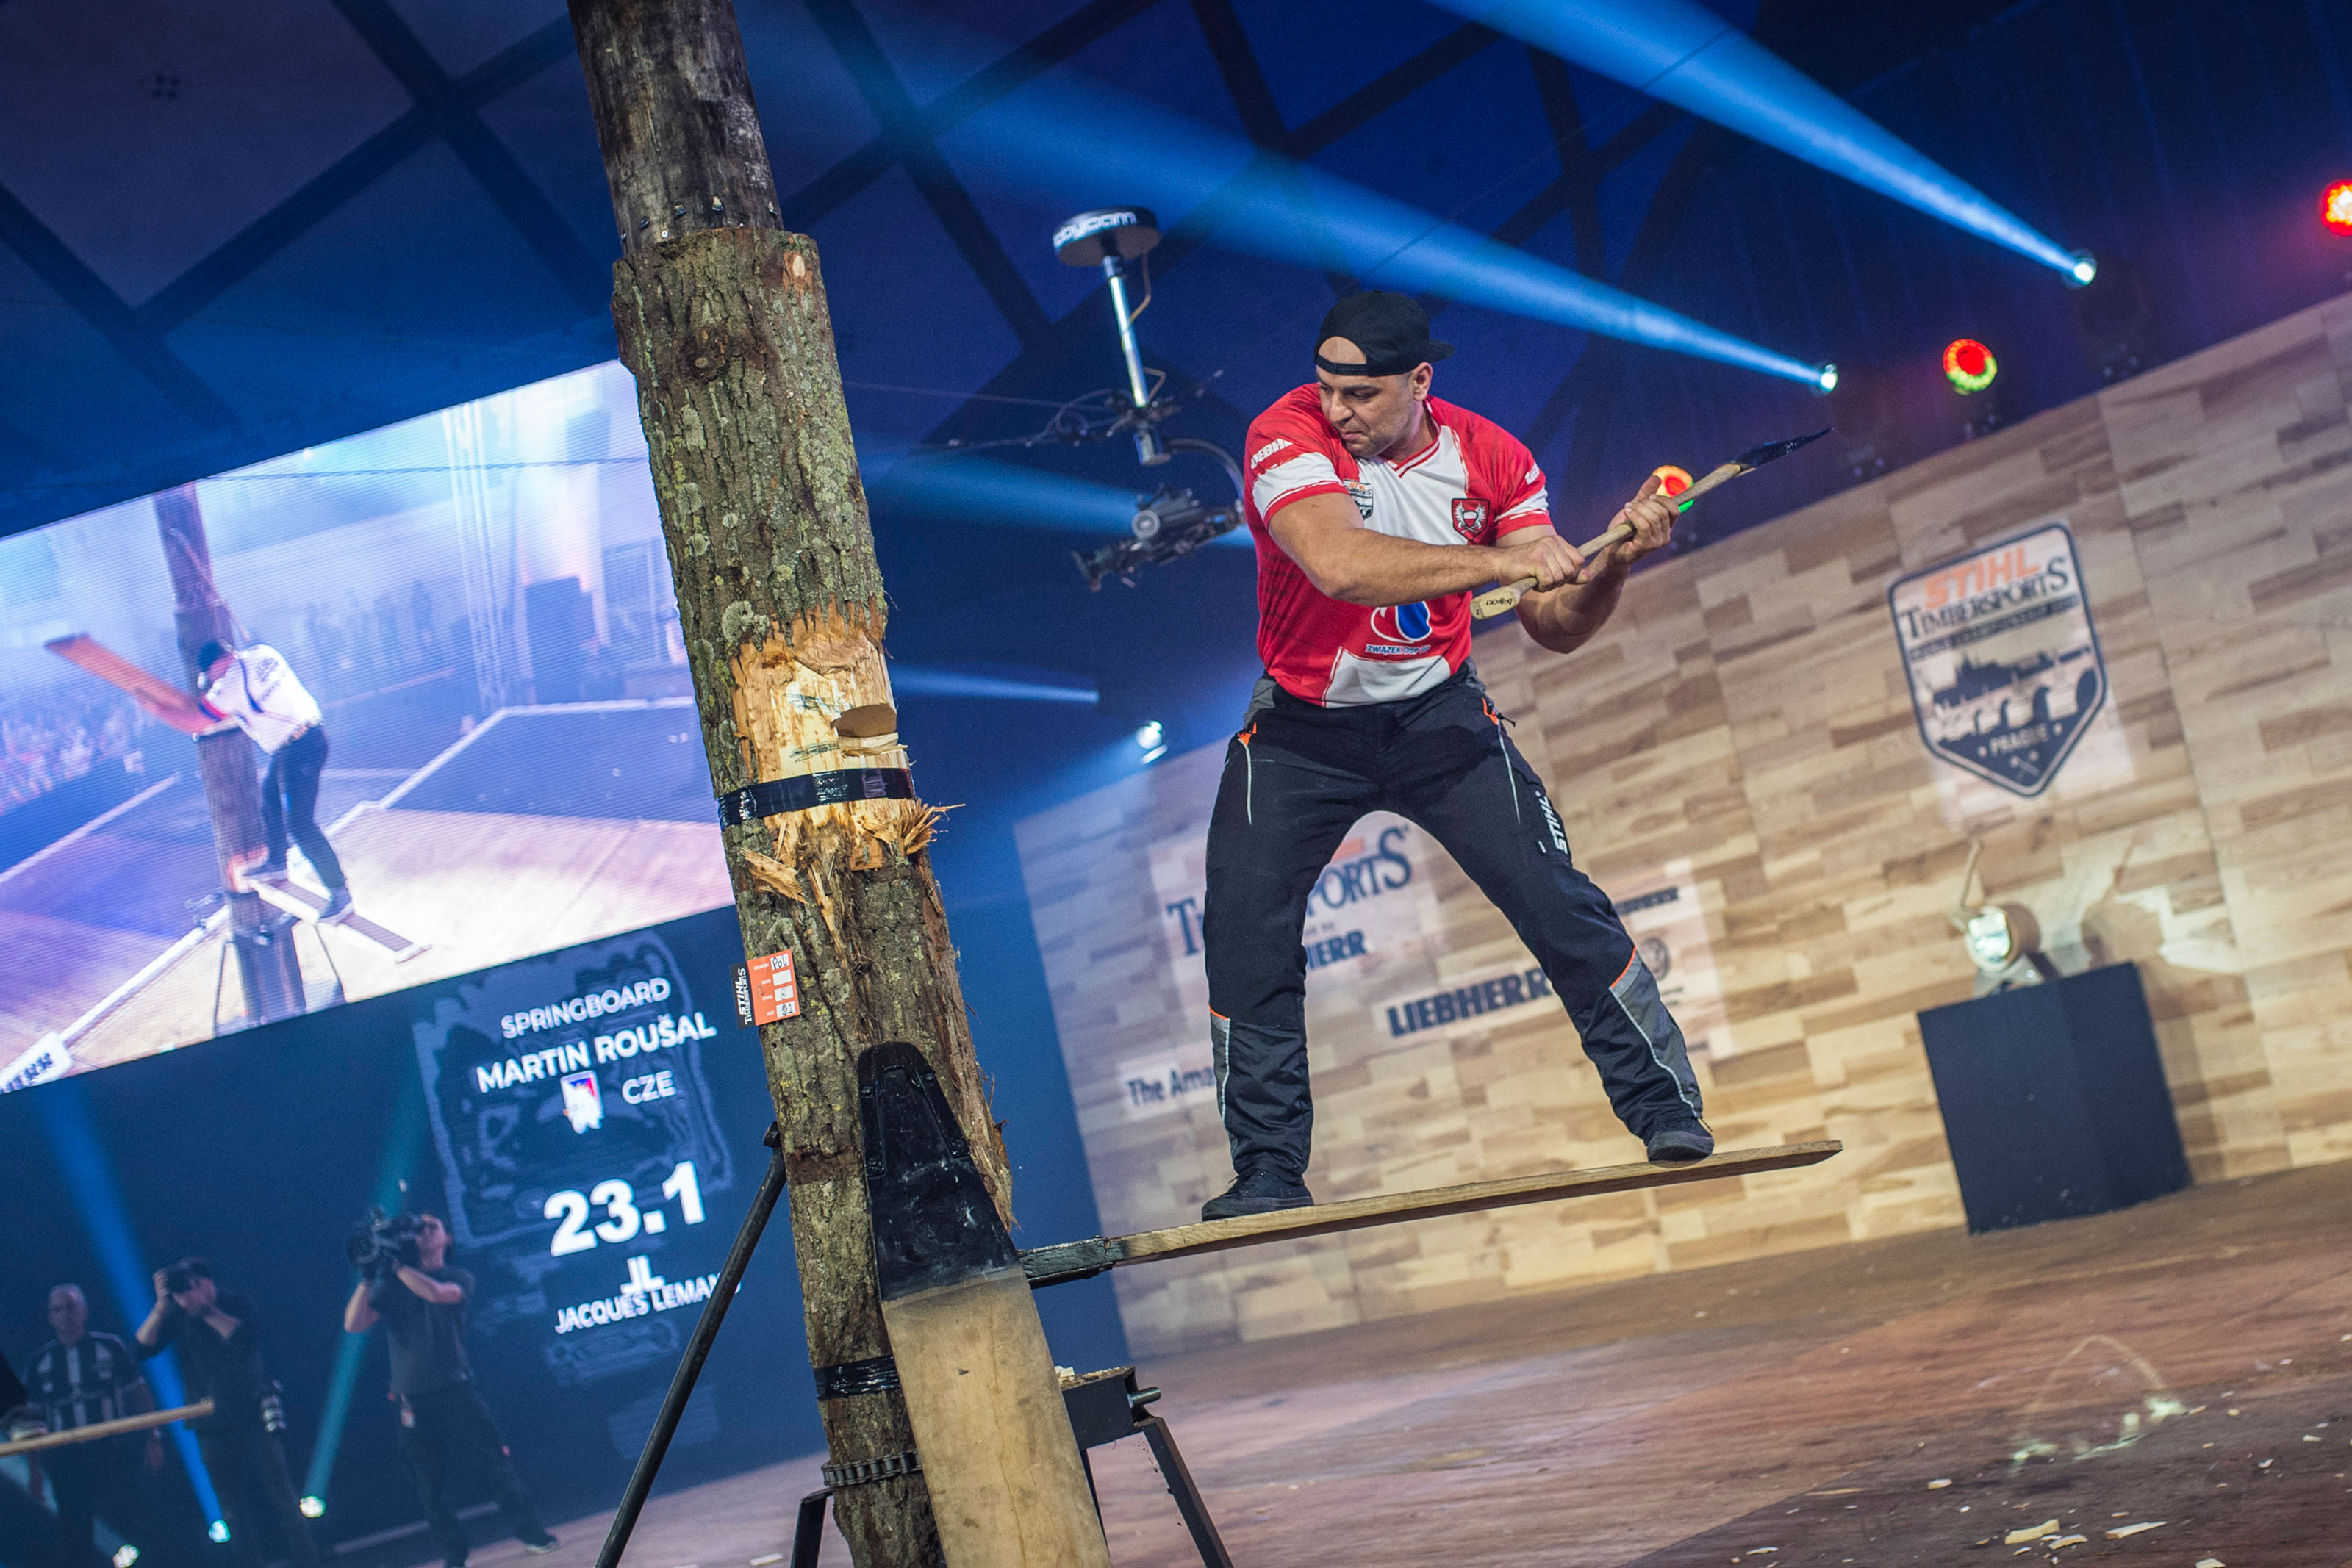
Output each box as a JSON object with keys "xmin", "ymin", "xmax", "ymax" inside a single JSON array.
[{"xmin": 1471, "ymin": 429, "xmax": 1827, "ymax": 622}]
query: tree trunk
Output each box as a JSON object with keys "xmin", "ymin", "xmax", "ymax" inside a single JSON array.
[
  {"xmin": 154, "ymin": 484, "xmax": 304, "ymax": 1026},
  {"xmin": 565, "ymin": 5, "xmax": 1011, "ymax": 1564}
]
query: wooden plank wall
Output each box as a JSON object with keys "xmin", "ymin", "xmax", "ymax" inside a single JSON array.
[{"xmin": 1014, "ymin": 292, "xmax": 2352, "ymax": 1356}]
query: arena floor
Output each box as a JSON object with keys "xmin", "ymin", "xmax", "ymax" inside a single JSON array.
[{"xmin": 396, "ymin": 1159, "xmax": 2352, "ymax": 1567}]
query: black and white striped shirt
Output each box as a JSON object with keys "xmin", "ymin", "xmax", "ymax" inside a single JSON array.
[{"xmin": 27, "ymin": 1332, "xmax": 146, "ymax": 1431}]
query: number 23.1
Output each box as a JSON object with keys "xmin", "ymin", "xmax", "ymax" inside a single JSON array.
[{"xmin": 545, "ymin": 1161, "xmax": 705, "ymax": 1256}]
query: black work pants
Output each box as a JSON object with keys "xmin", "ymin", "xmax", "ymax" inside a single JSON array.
[
  {"xmin": 396, "ymin": 1384, "xmax": 545, "ymax": 1567},
  {"xmin": 43, "ymin": 1437, "xmax": 146, "ymax": 1568},
  {"xmin": 260, "ymin": 727, "xmax": 344, "ymax": 890},
  {"xmin": 1201, "ymin": 666, "xmax": 1703, "ymax": 1181},
  {"xmin": 193, "ymin": 1423, "xmax": 317, "ymax": 1568}
]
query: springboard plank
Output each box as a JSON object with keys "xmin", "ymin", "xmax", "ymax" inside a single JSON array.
[
  {"xmin": 1020, "ymin": 1141, "xmax": 1843, "ymax": 1287},
  {"xmin": 0, "ymin": 1400, "xmax": 215, "ymax": 1457}
]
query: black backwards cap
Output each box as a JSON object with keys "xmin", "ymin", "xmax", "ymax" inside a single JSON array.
[{"xmin": 1313, "ymin": 291, "xmax": 1455, "ymax": 378}]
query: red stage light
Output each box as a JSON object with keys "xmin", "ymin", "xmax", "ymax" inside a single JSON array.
[
  {"xmin": 1651, "ymin": 464, "xmax": 1693, "ymax": 497},
  {"xmin": 2325, "ymin": 181, "xmax": 2352, "ymax": 237},
  {"xmin": 1944, "ymin": 338, "xmax": 1998, "ymax": 395}
]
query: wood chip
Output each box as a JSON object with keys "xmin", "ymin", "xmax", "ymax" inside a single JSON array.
[
  {"xmin": 2102, "ymin": 1522, "xmax": 2164, "ymax": 1539},
  {"xmin": 2195, "ymin": 1558, "xmax": 2224, "ymax": 1567},
  {"xmin": 1929, "ymin": 1478, "xmax": 1952, "ymax": 1489},
  {"xmin": 2004, "ymin": 1520, "xmax": 2059, "ymax": 1544},
  {"xmin": 2048, "ymin": 1537, "xmax": 2087, "ymax": 1550}
]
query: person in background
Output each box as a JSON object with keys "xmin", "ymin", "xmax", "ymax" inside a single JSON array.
[
  {"xmin": 26, "ymin": 1285, "xmax": 162, "ymax": 1568},
  {"xmin": 343, "ymin": 1214, "xmax": 556, "ymax": 1568},
  {"xmin": 134, "ymin": 1259, "xmax": 318, "ymax": 1568}
]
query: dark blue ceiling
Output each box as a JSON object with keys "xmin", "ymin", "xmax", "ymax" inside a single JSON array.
[{"xmin": 3, "ymin": 0, "xmax": 2349, "ymax": 652}]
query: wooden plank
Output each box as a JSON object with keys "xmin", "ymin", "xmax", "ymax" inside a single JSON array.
[
  {"xmin": 46, "ymin": 634, "xmax": 215, "ymax": 733},
  {"xmin": 0, "ymin": 1400, "xmax": 213, "ymax": 1457},
  {"xmin": 1021, "ymin": 1141, "xmax": 1842, "ymax": 1287},
  {"xmin": 861, "ymin": 1043, "xmax": 1112, "ymax": 1568}
]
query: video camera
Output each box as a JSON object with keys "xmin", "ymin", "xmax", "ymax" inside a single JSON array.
[
  {"xmin": 160, "ymin": 1262, "xmax": 205, "ymax": 1295},
  {"xmin": 345, "ymin": 1208, "xmax": 423, "ymax": 1276}
]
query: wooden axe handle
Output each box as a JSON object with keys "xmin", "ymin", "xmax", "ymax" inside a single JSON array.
[{"xmin": 1469, "ymin": 460, "xmax": 1745, "ymax": 621}]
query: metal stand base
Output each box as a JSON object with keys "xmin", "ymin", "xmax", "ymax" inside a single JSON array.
[{"xmin": 789, "ymin": 1367, "xmax": 1230, "ymax": 1567}]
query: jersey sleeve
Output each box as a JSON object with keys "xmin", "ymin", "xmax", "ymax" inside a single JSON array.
[
  {"xmin": 1457, "ymin": 412, "xmax": 1549, "ymax": 537},
  {"xmin": 1245, "ymin": 401, "xmax": 1349, "ymax": 526}
]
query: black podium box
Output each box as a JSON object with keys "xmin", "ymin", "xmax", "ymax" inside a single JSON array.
[{"xmin": 1916, "ymin": 961, "xmax": 2189, "ymax": 1234}]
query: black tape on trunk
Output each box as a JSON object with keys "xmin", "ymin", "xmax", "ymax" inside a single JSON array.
[
  {"xmin": 812, "ymin": 1355, "xmax": 901, "ymax": 1400},
  {"xmin": 717, "ymin": 767, "xmax": 914, "ymax": 827}
]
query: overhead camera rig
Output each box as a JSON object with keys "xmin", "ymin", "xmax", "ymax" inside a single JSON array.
[{"xmin": 1044, "ymin": 207, "xmax": 1247, "ymax": 591}]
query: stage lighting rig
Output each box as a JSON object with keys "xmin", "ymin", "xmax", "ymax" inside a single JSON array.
[
  {"xmin": 1073, "ymin": 459, "xmax": 1249, "ymax": 591},
  {"xmin": 1055, "ymin": 207, "xmax": 1175, "ymax": 467},
  {"xmin": 915, "ymin": 206, "xmax": 1251, "ymax": 589},
  {"xmin": 1039, "ymin": 206, "xmax": 1252, "ymax": 590}
]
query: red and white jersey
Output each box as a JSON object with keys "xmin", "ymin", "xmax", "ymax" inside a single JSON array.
[{"xmin": 1244, "ymin": 386, "xmax": 1550, "ymax": 705}]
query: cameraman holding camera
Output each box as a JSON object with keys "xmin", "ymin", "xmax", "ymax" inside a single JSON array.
[
  {"xmin": 134, "ymin": 1259, "xmax": 318, "ymax": 1568},
  {"xmin": 343, "ymin": 1214, "xmax": 556, "ymax": 1568}
]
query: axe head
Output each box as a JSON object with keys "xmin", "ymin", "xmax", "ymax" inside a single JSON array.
[{"xmin": 1730, "ymin": 428, "xmax": 1829, "ymax": 472}]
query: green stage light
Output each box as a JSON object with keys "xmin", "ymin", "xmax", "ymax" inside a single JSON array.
[{"xmin": 1944, "ymin": 339, "xmax": 1998, "ymax": 395}]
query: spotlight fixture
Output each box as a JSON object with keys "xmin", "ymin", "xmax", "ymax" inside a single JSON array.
[
  {"xmin": 113, "ymin": 1546, "xmax": 140, "ymax": 1568},
  {"xmin": 1135, "ymin": 720, "xmax": 1166, "ymax": 764},
  {"xmin": 2325, "ymin": 180, "xmax": 2352, "ymax": 237},
  {"xmin": 2068, "ymin": 252, "xmax": 2098, "ymax": 287},
  {"xmin": 298, "ymin": 1497, "xmax": 326, "ymax": 1520},
  {"xmin": 1943, "ymin": 339, "xmax": 1998, "ymax": 395},
  {"xmin": 1815, "ymin": 362, "xmax": 1839, "ymax": 394},
  {"xmin": 208, "ymin": 1522, "xmax": 231, "ymax": 1544}
]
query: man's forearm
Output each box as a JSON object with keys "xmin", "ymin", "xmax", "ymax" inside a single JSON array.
[
  {"xmin": 1519, "ymin": 564, "xmax": 1628, "ymax": 655},
  {"xmin": 135, "ymin": 1303, "xmax": 170, "ymax": 1348},
  {"xmin": 344, "ymin": 1280, "xmax": 378, "ymax": 1333},
  {"xmin": 1303, "ymin": 529, "xmax": 1511, "ymax": 606},
  {"xmin": 395, "ymin": 1266, "xmax": 462, "ymax": 1305}
]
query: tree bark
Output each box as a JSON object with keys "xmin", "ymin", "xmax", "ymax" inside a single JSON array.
[{"xmin": 566, "ymin": 5, "xmax": 1011, "ymax": 1564}]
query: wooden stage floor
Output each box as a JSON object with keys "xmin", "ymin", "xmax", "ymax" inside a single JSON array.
[{"xmin": 412, "ymin": 1160, "xmax": 2352, "ymax": 1567}]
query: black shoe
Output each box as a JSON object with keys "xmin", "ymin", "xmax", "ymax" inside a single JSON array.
[
  {"xmin": 1645, "ymin": 1121, "xmax": 1715, "ymax": 1164},
  {"xmin": 1201, "ymin": 1169, "xmax": 1314, "ymax": 1221},
  {"xmin": 320, "ymin": 888, "xmax": 354, "ymax": 923},
  {"xmin": 522, "ymin": 1533, "xmax": 558, "ymax": 1554}
]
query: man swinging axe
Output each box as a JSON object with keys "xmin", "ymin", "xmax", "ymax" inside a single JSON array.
[{"xmin": 1200, "ymin": 290, "xmax": 1707, "ymax": 1220}]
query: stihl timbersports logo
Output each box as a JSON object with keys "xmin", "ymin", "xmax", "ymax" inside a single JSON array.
[{"xmin": 1888, "ymin": 521, "xmax": 2106, "ymax": 797}]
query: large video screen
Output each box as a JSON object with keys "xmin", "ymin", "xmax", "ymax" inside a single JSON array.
[{"xmin": 1, "ymin": 362, "xmax": 731, "ymax": 1090}]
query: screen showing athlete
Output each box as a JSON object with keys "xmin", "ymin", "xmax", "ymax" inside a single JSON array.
[{"xmin": 1200, "ymin": 290, "xmax": 1710, "ymax": 1221}]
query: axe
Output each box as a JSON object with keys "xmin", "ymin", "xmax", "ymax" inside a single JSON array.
[{"xmin": 1469, "ymin": 428, "xmax": 1827, "ymax": 621}]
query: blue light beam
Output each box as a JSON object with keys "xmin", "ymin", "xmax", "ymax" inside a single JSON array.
[
  {"xmin": 941, "ymin": 53, "xmax": 1829, "ymax": 384},
  {"xmin": 864, "ymin": 454, "xmax": 1251, "ymax": 547},
  {"xmin": 1430, "ymin": 0, "xmax": 2093, "ymax": 282},
  {"xmin": 892, "ymin": 665, "xmax": 1100, "ymax": 705},
  {"xmin": 30, "ymin": 1082, "xmax": 224, "ymax": 1533},
  {"xmin": 301, "ymin": 1081, "xmax": 429, "ymax": 1510},
  {"xmin": 866, "ymin": 455, "xmax": 1139, "ymax": 534}
]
